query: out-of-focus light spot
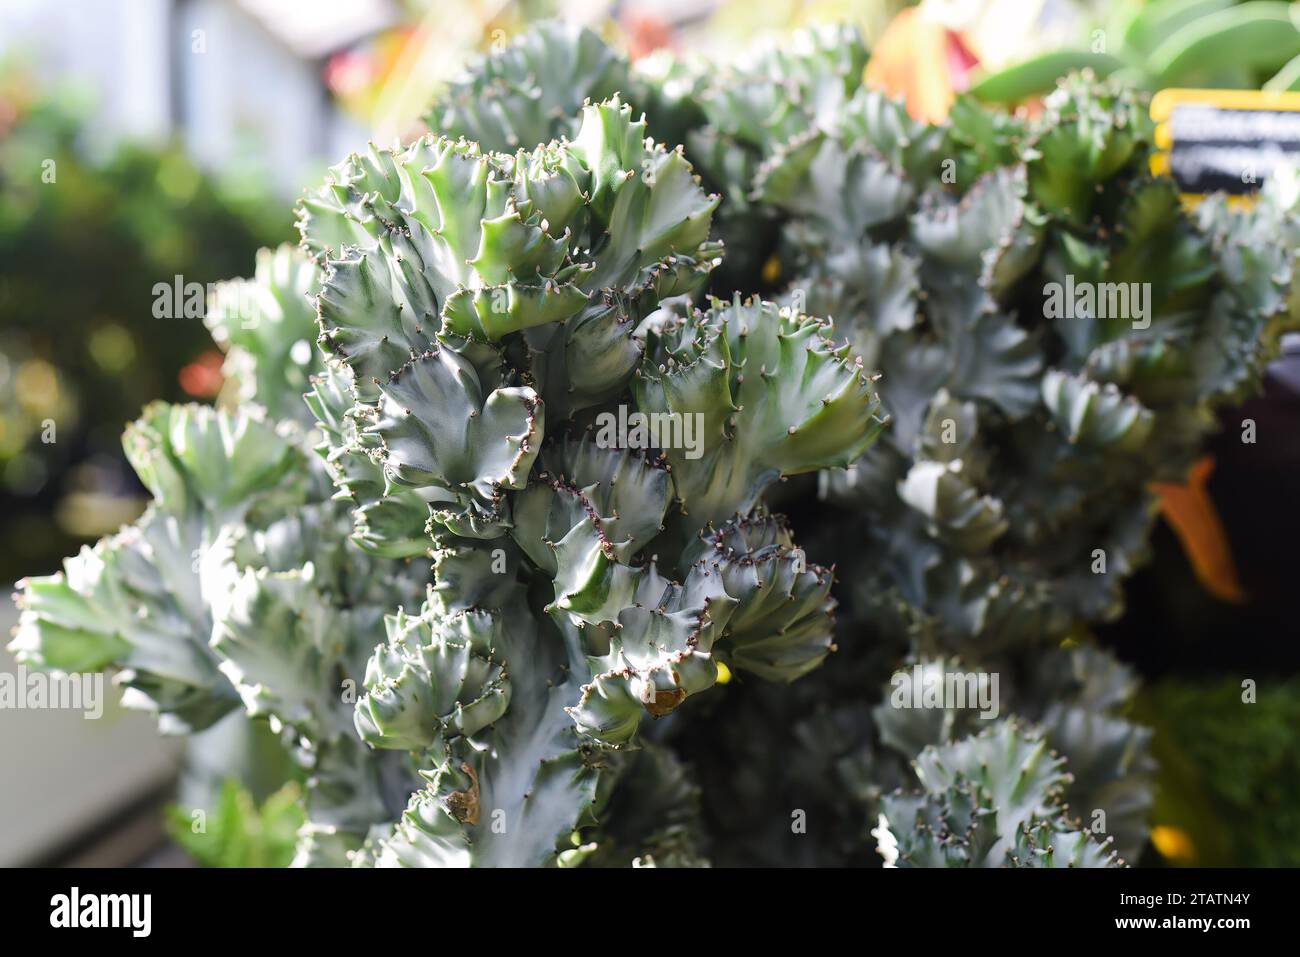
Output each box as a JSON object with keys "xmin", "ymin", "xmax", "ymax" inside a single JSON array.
[
  {"xmin": 156, "ymin": 153, "xmax": 200, "ymax": 202},
  {"xmin": 290, "ymin": 338, "xmax": 313, "ymax": 365},
  {"xmin": 1150, "ymin": 825, "xmax": 1196, "ymax": 863},
  {"xmin": 15, "ymin": 358, "xmax": 58, "ymax": 413},
  {"xmin": 622, "ymin": 12, "xmax": 673, "ymax": 60},
  {"xmin": 89, "ymin": 323, "xmax": 137, "ymax": 373},
  {"xmin": 179, "ymin": 350, "xmax": 225, "ymax": 398},
  {"xmin": 56, "ymin": 491, "xmax": 147, "ymax": 538},
  {"xmin": 325, "ymin": 49, "xmax": 374, "ymax": 97},
  {"xmin": 4, "ymin": 450, "xmax": 47, "ymax": 495}
]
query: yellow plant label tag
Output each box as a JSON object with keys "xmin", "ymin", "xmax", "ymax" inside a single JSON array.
[{"xmin": 1150, "ymin": 88, "xmax": 1300, "ymax": 203}]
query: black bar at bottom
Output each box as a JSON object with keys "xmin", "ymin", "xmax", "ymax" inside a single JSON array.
[{"xmin": 0, "ymin": 864, "xmax": 1288, "ymax": 941}]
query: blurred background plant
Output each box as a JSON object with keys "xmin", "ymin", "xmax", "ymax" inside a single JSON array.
[
  {"xmin": 867, "ymin": 0, "xmax": 1300, "ymax": 119},
  {"xmin": 1135, "ymin": 676, "xmax": 1300, "ymax": 866},
  {"xmin": 167, "ymin": 779, "xmax": 304, "ymax": 868},
  {"xmin": 0, "ymin": 64, "xmax": 291, "ymax": 584},
  {"xmin": 165, "ymin": 713, "xmax": 305, "ymax": 868}
]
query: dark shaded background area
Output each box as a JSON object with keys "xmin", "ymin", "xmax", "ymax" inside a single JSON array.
[{"xmin": 1102, "ymin": 349, "xmax": 1300, "ymax": 677}]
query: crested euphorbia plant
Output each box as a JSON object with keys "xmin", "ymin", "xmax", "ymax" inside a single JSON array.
[
  {"xmin": 12, "ymin": 22, "xmax": 1297, "ymax": 867},
  {"xmin": 294, "ymin": 97, "xmax": 884, "ymax": 865}
]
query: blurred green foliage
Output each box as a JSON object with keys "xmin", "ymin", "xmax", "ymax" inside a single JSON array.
[
  {"xmin": 167, "ymin": 779, "xmax": 305, "ymax": 868},
  {"xmin": 0, "ymin": 71, "xmax": 291, "ymax": 582},
  {"xmin": 1137, "ymin": 676, "xmax": 1300, "ymax": 866}
]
